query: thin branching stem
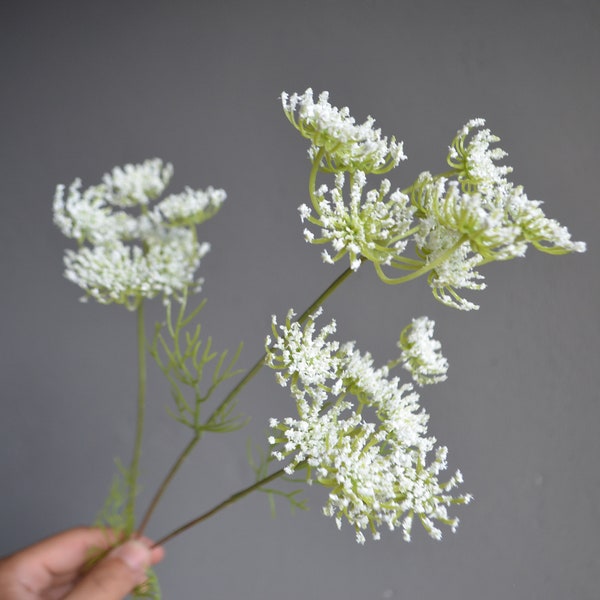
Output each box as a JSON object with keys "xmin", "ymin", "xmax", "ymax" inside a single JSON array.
[
  {"xmin": 153, "ymin": 464, "xmax": 306, "ymax": 547},
  {"xmin": 203, "ymin": 262, "xmax": 357, "ymax": 430},
  {"xmin": 126, "ymin": 301, "xmax": 146, "ymax": 528},
  {"xmin": 137, "ymin": 432, "xmax": 200, "ymax": 536},
  {"xmin": 136, "ymin": 266, "xmax": 356, "ymax": 535}
]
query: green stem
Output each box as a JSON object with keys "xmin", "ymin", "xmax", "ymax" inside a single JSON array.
[
  {"xmin": 137, "ymin": 265, "xmax": 356, "ymax": 535},
  {"xmin": 400, "ymin": 169, "xmax": 457, "ymax": 195},
  {"xmin": 205, "ymin": 262, "xmax": 356, "ymax": 430},
  {"xmin": 136, "ymin": 432, "xmax": 200, "ymax": 537},
  {"xmin": 126, "ymin": 301, "xmax": 147, "ymax": 529},
  {"xmin": 152, "ymin": 465, "xmax": 292, "ymax": 547}
]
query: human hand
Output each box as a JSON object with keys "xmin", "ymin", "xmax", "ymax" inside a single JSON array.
[{"xmin": 0, "ymin": 527, "xmax": 164, "ymax": 600}]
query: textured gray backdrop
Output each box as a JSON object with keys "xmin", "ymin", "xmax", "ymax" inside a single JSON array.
[{"xmin": 1, "ymin": 1, "xmax": 598, "ymax": 598}]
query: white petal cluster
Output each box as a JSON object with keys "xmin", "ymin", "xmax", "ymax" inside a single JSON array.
[
  {"xmin": 447, "ymin": 119, "xmax": 512, "ymax": 197},
  {"xmin": 266, "ymin": 310, "xmax": 470, "ymax": 543},
  {"xmin": 266, "ymin": 308, "xmax": 341, "ymax": 394},
  {"xmin": 398, "ymin": 317, "xmax": 448, "ymax": 386},
  {"xmin": 54, "ymin": 159, "xmax": 225, "ymax": 309},
  {"xmin": 53, "ymin": 179, "xmax": 137, "ymax": 244},
  {"xmin": 443, "ymin": 121, "xmax": 585, "ymax": 254},
  {"xmin": 285, "ymin": 99, "xmax": 585, "ymax": 311},
  {"xmin": 507, "ymin": 193, "xmax": 587, "ymax": 254},
  {"xmin": 156, "ymin": 186, "xmax": 226, "ymax": 226},
  {"xmin": 63, "ymin": 230, "xmax": 210, "ymax": 308},
  {"xmin": 102, "ymin": 158, "xmax": 173, "ymax": 207},
  {"xmin": 412, "ymin": 168, "xmax": 585, "ymax": 310},
  {"xmin": 299, "ymin": 172, "xmax": 414, "ymax": 271},
  {"xmin": 282, "ymin": 89, "xmax": 406, "ymax": 174}
]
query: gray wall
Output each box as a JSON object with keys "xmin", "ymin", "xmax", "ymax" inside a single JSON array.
[{"xmin": 1, "ymin": 1, "xmax": 598, "ymax": 598}]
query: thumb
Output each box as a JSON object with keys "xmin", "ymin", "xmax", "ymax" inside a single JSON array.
[{"xmin": 65, "ymin": 540, "xmax": 152, "ymax": 600}]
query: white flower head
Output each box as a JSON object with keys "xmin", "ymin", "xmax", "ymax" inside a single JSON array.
[
  {"xmin": 266, "ymin": 309, "xmax": 469, "ymax": 543},
  {"xmin": 410, "ymin": 168, "xmax": 585, "ymax": 310},
  {"xmin": 54, "ymin": 159, "xmax": 224, "ymax": 309},
  {"xmin": 282, "ymin": 89, "xmax": 406, "ymax": 174}
]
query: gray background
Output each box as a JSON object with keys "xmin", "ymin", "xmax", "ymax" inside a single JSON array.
[{"xmin": 1, "ymin": 1, "xmax": 598, "ymax": 598}]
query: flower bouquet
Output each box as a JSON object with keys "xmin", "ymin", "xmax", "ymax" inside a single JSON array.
[{"xmin": 53, "ymin": 89, "xmax": 585, "ymax": 597}]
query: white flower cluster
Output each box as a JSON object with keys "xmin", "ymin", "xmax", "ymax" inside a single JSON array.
[
  {"xmin": 284, "ymin": 92, "xmax": 586, "ymax": 310},
  {"xmin": 414, "ymin": 122, "xmax": 585, "ymax": 309},
  {"xmin": 102, "ymin": 158, "xmax": 173, "ymax": 207},
  {"xmin": 397, "ymin": 317, "xmax": 448, "ymax": 386},
  {"xmin": 54, "ymin": 159, "xmax": 225, "ymax": 309},
  {"xmin": 266, "ymin": 309, "xmax": 470, "ymax": 543},
  {"xmin": 413, "ymin": 156, "xmax": 585, "ymax": 309},
  {"xmin": 299, "ymin": 171, "xmax": 414, "ymax": 271},
  {"xmin": 158, "ymin": 186, "xmax": 226, "ymax": 226},
  {"xmin": 282, "ymin": 89, "xmax": 406, "ymax": 174},
  {"xmin": 447, "ymin": 118, "xmax": 512, "ymax": 197}
]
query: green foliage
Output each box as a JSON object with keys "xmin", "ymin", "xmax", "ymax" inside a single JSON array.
[
  {"xmin": 89, "ymin": 462, "xmax": 161, "ymax": 599},
  {"xmin": 150, "ymin": 287, "xmax": 246, "ymax": 433},
  {"xmin": 94, "ymin": 459, "xmax": 137, "ymax": 536},
  {"xmin": 133, "ymin": 567, "xmax": 161, "ymax": 599},
  {"xmin": 247, "ymin": 439, "xmax": 308, "ymax": 517}
]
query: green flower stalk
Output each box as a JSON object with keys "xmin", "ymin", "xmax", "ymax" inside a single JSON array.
[{"xmin": 54, "ymin": 160, "xmax": 226, "ymax": 556}]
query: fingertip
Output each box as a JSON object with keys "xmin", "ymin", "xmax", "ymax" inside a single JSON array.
[
  {"xmin": 64, "ymin": 541, "xmax": 150, "ymax": 600},
  {"xmin": 109, "ymin": 540, "xmax": 152, "ymax": 574},
  {"xmin": 150, "ymin": 544, "xmax": 165, "ymax": 565},
  {"xmin": 133, "ymin": 536, "xmax": 165, "ymax": 565}
]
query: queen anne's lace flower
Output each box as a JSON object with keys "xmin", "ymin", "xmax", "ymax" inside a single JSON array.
[
  {"xmin": 285, "ymin": 97, "xmax": 585, "ymax": 311},
  {"xmin": 266, "ymin": 310, "xmax": 470, "ymax": 543},
  {"xmin": 54, "ymin": 159, "xmax": 225, "ymax": 309},
  {"xmin": 282, "ymin": 89, "xmax": 406, "ymax": 174},
  {"xmin": 411, "ymin": 169, "xmax": 586, "ymax": 309},
  {"xmin": 442, "ymin": 121, "xmax": 585, "ymax": 254}
]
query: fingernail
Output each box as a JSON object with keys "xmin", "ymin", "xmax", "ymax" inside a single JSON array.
[{"xmin": 109, "ymin": 540, "xmax": 151, "ymax": 573}]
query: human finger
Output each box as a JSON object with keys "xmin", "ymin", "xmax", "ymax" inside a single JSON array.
[
  {"xmin": 0, "ymin": 527, "xmax": 119, "ymax": 595},
  {"xmin": 63, "ymin": 539, "xmax": 153, "ymax": 600}
]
